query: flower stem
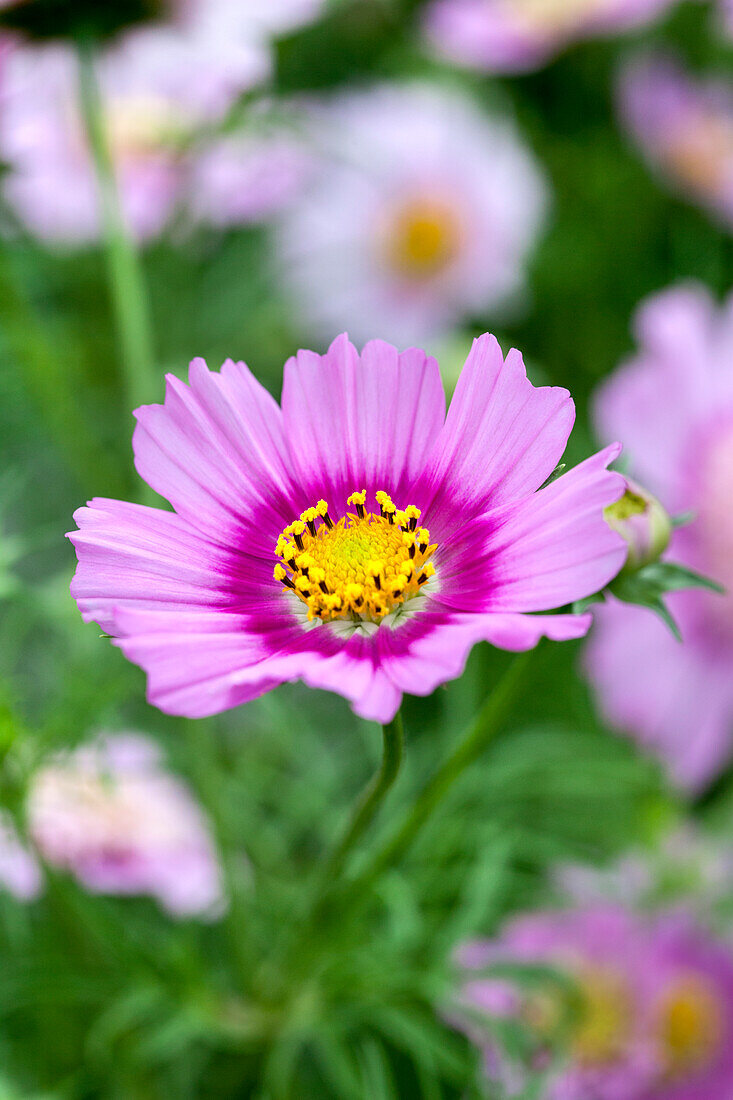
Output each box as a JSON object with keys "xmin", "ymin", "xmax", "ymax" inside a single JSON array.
[
  {"xmin": 75, "ymin": 35, "xmax": 157, "ymax": 420},
  {"xmin": 350, "ymin": 650, "xmax": 531, "ymax": 896},
  {"xmin": 258, "ymin": 714, "xmax": 405, "ymax": 991},
  {"xmin": 318, "ymin": 711, "xmax": 405, "ymax": 893}
]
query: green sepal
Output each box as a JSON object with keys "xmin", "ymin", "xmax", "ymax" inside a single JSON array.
[{"xmin": 608, "ymin": 560, "xmax": 725, "ymax": 642}]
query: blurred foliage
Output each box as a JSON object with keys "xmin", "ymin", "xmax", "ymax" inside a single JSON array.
[
  {"xmin": 0, "ymin": 0, "xmax": 166, "ymax": 41},
  {"xmin": 0, "ymin": 0, "xmax": 731, "ymax": 1097}
]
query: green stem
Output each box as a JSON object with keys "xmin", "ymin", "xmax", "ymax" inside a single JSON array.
[
  {"xmin": 350, "ymin": 651, "xmax": 531, "ymax": 895},
  {"xmin": 319, "ymin": 712, "xmax": 405, "ymax": 892},
  {"xmin": 76, "ymin": 36, "xmax": 156, "ymax": 419},
  {"xmin": 254, "ymin": 714, "xmax": 405, "ymax": 997}
]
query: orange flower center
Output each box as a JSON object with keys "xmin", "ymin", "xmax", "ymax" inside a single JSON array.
[
  {"xmin": 384, "ymin": 198, "xmax": 461, "ymax": 279},
  {"xmin": 657, "ymin": 975, "xmax": 724, "ymax": 1078}
]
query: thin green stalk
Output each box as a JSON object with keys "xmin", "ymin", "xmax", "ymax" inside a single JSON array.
[
  {"xmin": 76, "ymin": 36, "xmax": 156, "ymax": 419},
  {"xmin": 269, "ymin": 713, "xmax": 406, "ymax": 985},
  {"xmin": 318, "ymin": 712, "xmax": 405, "ymax": 893},
  {"xmin": 350, "ymin": 651, "xmax": 531, "ymax": 896}
]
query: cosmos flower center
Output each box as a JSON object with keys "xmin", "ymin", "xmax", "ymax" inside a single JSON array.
[
  {"xmin": 274, "ymin": 490, "xmax": 437, "ymax": 623},
  {"xmin": 657, "ymin": 976, "xmax": 723, "ymax": 1077},
  {"xmin": 384, "ymin": 197, "xmax": 461, "ymax": 279},
  {"xmin": 510, "ymin": 0, "xmax": 606, "ymax": 34},
  {"xmin": 572, "ymin": 968, "xmax": 631, "ymax": 1066},
  {"xmin": 664, "ymin": 115, "xmax": 733, "ymax": 195},
  {"xmin": 105, "ymin": 94, "xmax": 188, "ymax": 159}
]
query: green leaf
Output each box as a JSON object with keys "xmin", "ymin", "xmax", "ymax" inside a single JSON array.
[
  {"xmin": 571, "ymin": 592, "xmax": 606, "ymax": 614},
  {"xmin": 611, "ymin": 579, "xmax": 682, "ymax": 642},
  {"xmin": 609, "ymin": 558, "xmax": 725, "ymax": 640},
  {"xmin": 641, "ymin": 561, "xmax": 725, "ymax": 595},
  {"xmin": 356, "ymin": 1038, "xmax": 398, "ymax": 1100},
  {"xmin": 538, "ymin": 464, "xmax": 566, "ymax": 491}
]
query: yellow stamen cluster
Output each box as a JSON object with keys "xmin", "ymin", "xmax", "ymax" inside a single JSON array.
[
  {"xmin": 573, "ymin": 969, "xmax": 631, "ymax": 1067},
  {"xmin": 657, "ymin": 976, "xmax": 723, "ymax": 1078},
  {"xmin": 385, "ymin": 198, "xmax": 461, "ymax": 279},
  {"xmin": 274, "ymin": 490, "xmax": 437, "ymax": 623}
]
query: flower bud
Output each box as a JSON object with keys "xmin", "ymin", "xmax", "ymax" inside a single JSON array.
[{"xmin": 604, "ymin": 477, "xmax": 672, "ymax": 572}]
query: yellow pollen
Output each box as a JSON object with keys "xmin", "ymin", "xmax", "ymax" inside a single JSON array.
[
  {"xmin": 509, "ymin": 0, "xmax": 605, "ymax": 34},
  {"xmin": 385, "ymin": 198, "xmax": 461, "ymax": 279},
  {"xmin": 274, "ymin": 491, "xmax": 438, "ymax": 623},
  {"xmin": 664, "ymin": 115, "xmax": 733, "ymax": 198},
  {"xmin": 657, "ymin": 976, "xmax": 724, "ymax": 1078},
  {"xmin": 573, "ymin": 969, "xmax": 631, "ymax": 1066}
]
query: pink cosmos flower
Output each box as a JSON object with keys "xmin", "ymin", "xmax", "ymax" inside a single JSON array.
[
  {"xmin": 27, "ymin": 733, "xmax": 224, "ymax": 917},
  {"xmin": 618, "ymin": 55, "xmax": 733, "ymax": 232},
  {"xmin": 276, "ymin": 83, "xmax": 548, "ymax": 348},
  {"xmin": 423, "ymin": 0, "xmax": 679, "ymax": 75},
  {"xmin": 68, "ymin": 333, "xmax": 626, "ymax": 724},
  {"xmin": 454, "ymin": 906, "xmax": 733, "ymax": 1100},
  {"xmin": 0, "ymin": 815, "xmax": 41, "ymax": 901},
  {"xmin": 586, "ymin": 284, "xmax": 733, "ymax": 790}
]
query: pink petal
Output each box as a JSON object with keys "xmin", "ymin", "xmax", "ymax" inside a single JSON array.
[
  {"xmin": 424, "ymin": 335, "xmax": 575, "ymax": 528},
  {"xmin": 477, "ymin": 444, "xmax": 627, "ymax": 613},
  {"xmin": 113, "ymin": 608, "xmax": 297, "ymax": 718},
  {"xmin": 375, "ymin": 605, "xmax": 591, "ymax": 701},
  {"xmin": 281, "ymin": 333, "xmax": 446, "ymax": 506},
  {"xmin": 132, "ymin": 356, "xmax": 296, "ymax": 547},
  {"xmin": 69, "ymin": 498, "xmax": 251, "ymax": 635},
  {"xmin": 586, "ymin": 600, "xmax": 733, "ymax": 791},
  {"xmin": 594, "ymin": 285, "xmax": 720, "ymax": 507}
]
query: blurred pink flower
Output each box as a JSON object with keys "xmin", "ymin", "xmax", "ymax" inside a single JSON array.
[
  {"xmin": 720, "ymin": 0, "xmax": 733, "ymax": 37},
  {"xmin": 188, "ymin": 129, "xmax": 312, "ymax": 229},
  {"xmin": 586, "ymin": 284, "xmax": 733, "ymax": 790},
  {"xmin": 0, "ymin": 0, "xmax": 312, "ymax": 243},
  {"xmin": 178, "ymin": 0, "xmax": 323, "ymax": 40},
  {"xmin": 0, "ymin": 815, "xmax": 41, "ymax": 901},
  {"xmin": 424, "ymin": 0, "xmax": 678, "ymax": 75},
  {"xmin": 276, "ymin": 83, "xmax": 548, "ymax": 347},
  {"xmin": 555, "ymin": 825, "xmax": 733, "ymax": 911},
  {"xmin": 28, "ymin": 733, "xmax": 224, "ymax": 917},
  {"xmin": 618, "ymin": 55, "xmax": 733, "ymax": 232},
  {"xmin": 455, "ymin": 906, "xmax": 733, "ymax": 1100},
  {"xmin": 68, "ymin": 333, "xmax": 625, "ymax": 723}
]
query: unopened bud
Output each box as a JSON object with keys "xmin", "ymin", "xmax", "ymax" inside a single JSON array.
[{"xmin": 604, "ymin": 478, "xmax": 671, "ymax": 572}]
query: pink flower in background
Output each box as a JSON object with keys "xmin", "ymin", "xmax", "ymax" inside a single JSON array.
[
  {"xmin": 68, "ymin": 333, "xmax": 625, "ymax": 723},
  {"xmin": 586, "ymin": 284, "xmax": 733, "ymax": 790},
  {"xmin": 277, "ymin": 83, "xmax": 548, "ymax": 347},
  {"xmin": 0, "ymin": 815, "xmax": 41, "ymax": 901},
  {"xmin": 720, "ymin": 0, "xmax": 733, "ymax": 37},
  {"xmin": 618, "ymin": 56, "xmax": 733, "ymax": 232},
  {"xmin": 28, "ymin": 733, "xmax": 224, "ymax": 917},
  {"xmin": 555, "ymin": 825, "xmax": 733, "ymax": 912},
  {"xmin": 188, "ymin": 130, "xmax": 312, "ymax": 229},
  {"xmin": 455, "ymin": 906, "xmax": 733, "ymax": 1099},
  {"xmin": 424, "ymin": 0, "xmax": 678, "ymax": 75},
  {"xmin": 179, "ymin": 0, "xmax": 323, "ymax": 40},
  {"xmin": 0, "ymin": 0, "xmax": 311, "ymax": 243}
]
